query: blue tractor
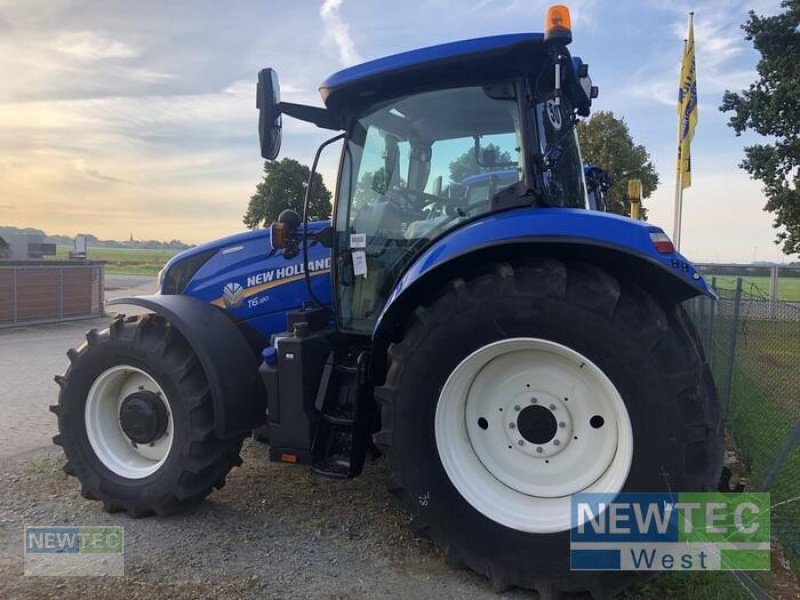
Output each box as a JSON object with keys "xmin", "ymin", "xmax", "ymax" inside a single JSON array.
[{"xmin": 53, "ymin": 6, "xmax": 722, "ymax": 595}]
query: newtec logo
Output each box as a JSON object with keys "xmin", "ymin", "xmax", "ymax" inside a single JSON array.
[
  {"xmin": 25, "ymin": 527, "xmax": 123, "ymax": 553},
  {"xmin": 24, "ymin": 527, "xmax": 124, "ymax": 576}
]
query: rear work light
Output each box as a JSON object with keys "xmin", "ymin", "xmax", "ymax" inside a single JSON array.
[{"xmin": 649, "ymin": 231, "xmax": 675, "ymax": 254}]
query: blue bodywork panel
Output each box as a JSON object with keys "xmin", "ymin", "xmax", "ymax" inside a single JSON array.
[
  {"xmin": 374, "ymin": 208, "xmax": 712, "ymax": 339},
  {"xmin": 321, "ymin": 33, "xmax": 542, "ymax": 97},
  {"xmin": 159, "ymin": 222, "xmax": 332, "ymax": 340}
]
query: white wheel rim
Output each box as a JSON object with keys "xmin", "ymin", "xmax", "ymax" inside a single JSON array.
[
  {"xmin": 435, "ymin": 338, "xmax": 633, "ymax": 533},
  {"xmin": 85, "ymin": 365, "xmax": 174, "ymax": 479}
]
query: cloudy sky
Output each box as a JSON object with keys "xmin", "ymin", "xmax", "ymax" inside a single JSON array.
[{"xmin": 0, "ymin": 0, "xmax": 790, "ymax": 262}]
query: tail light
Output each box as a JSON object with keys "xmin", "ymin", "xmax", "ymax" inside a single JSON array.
[{"xmin": 649, "ymin": 231, "xmax": 675, "ymax": 254}]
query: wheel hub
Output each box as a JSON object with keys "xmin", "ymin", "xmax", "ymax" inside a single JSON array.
[
  {"xmin": 119, "ymin": 391, "xmax": 169, "ymax": 444},
  {"xmin": 85, "ymin": 365, "xmax": 174, "ymax": 479},
  {"xmin": 505, "ymin": 394, "xmax": 573, "ymax": 458},
  {"xmin": 517, "ymin": 405, "xmax": 556, "ymax": 444}
]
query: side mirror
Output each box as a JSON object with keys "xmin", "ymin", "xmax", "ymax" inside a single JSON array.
[{"xmin": 257, "ymin": 68, "xmax": 282, "ymax": 160}]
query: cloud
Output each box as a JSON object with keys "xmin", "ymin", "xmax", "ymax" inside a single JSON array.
[
  {"xmin": 52, "ymin": 31, "xmax": 138, "ymax": 61},
  {"xmin": 320, "ymin": 0, "xmax": 362, "ymax": 66},
  {"xmin": 72, "ymin": 159, "xmax": 132, "ymax": 184}
]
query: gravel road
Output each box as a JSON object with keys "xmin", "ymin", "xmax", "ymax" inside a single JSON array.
[{"xmin": 0, "ymin": 442, "xmax": 534, "ymax": 599}]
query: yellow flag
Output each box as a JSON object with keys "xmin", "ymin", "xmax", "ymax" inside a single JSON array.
[{"xmin": 677, "ymin": 15, "xmax": 697, "ymax": 189}]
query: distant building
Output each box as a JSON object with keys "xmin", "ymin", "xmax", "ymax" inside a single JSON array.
[
  {"xmin": 5, "ymin": 234, "xmax": 56, "ymax": 259},
  {"xmin": 0, "ymin": 236, "xmax": 9, "ymax": 259}
]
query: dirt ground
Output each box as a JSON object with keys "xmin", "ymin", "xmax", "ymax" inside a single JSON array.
[{"xmin": 0, "ymin": 440, "xmax": 539, "ymax": 599}]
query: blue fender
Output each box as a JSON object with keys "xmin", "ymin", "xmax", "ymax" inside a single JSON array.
[{"xmin": 371, "ymin": 208, "xmax": 713, "ymax": 373}]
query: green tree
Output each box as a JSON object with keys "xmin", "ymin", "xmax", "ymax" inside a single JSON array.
[
  {"xmin": 577, "ymin": 111, "xmax": 659, "ymax": 218},
  {"xmin": 243, "ymin": 158, "xmax": 332, "ymax": 229},
  {"xmin": 720, "ymin": 0, "xmax": 800, "ymax": 255},
  {"xmin": 448, "ymin": 143, "xmax": 512, "ymax": 183}
]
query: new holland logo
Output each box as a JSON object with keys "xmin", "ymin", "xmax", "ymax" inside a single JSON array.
[{"xmin": 222, "ymin": 282, "xmax": 244, "ymax": 309}]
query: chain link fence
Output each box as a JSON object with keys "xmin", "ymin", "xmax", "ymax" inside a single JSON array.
[{"xmin": 685, "ymin": 277, "xmax": 800, "ymax": 569}]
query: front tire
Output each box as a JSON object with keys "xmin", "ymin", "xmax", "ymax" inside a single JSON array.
[
  {"xmin": 374, "ymin": 259, "xmax": 723, "ymax": 596},
  {"xmin": 52, "ymin": 314, "xmax": 244, "ymax": 517}
]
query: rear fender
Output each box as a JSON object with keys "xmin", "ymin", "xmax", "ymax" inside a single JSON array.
[
  {"xmin": 370, "ymin": 208, "xmax": 714, "ymax": 381},
  {"xmin": 108, "ymin": 295, "xmax": 266, "ymax": 439}
]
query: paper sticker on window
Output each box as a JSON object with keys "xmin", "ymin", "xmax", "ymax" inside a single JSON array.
[
  {"xmin": 350, "ymin": 233, "xmax": 367, "ymax": 248},
  {"xmin": 352, "ymin": 251, "xmax": 368, "ymax": 277}
]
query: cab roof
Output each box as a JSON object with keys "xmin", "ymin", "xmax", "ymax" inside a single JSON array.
[{"xmin": 319, "ymin": 33, "xmax": 546, "ymax": 116}]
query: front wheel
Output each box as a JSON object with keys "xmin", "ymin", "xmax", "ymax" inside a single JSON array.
[
  {"xmin": 52, "ymin": 314, "xmax": 244, "ymax": 517},
  {"xmin": 374, "ymin": 259, "xmax": 723, "ymax": 596}
]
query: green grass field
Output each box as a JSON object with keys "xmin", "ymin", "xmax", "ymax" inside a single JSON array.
[
  {"xmin": 55, "ymin": 245, "xmax": 181, "ymax": 275},
  {"xmin": 702, "ymin": 273, "xmax": 800, "ymax": 302}
]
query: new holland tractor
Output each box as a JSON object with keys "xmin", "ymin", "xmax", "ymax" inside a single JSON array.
[{"xmin": 52, "ymin": 6, "xmax": 723, "ymax": 596}]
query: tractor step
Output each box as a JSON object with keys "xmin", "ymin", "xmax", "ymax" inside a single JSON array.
[
  {"xmin": 311, "ymin": 351, "xmax": 370, "ymax": 479},
  {"xmin": 312, "ymin": 427, "xmax": 354, "ymax": 478}
]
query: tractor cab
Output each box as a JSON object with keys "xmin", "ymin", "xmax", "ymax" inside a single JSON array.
[
  {"xmin": 333, "ymin": 81, "xmax": 586, "ymax": 332},
  {"xmin": 260, "ymin": 15, "xmax": 598, "ymax": 334}
]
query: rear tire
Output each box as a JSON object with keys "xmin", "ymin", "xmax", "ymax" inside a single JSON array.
[
  {"xmin": 374, "ymin": 259, "xmax": 723, "ymax": 596},
  {"xmin": 52, "ymin": 314, "xmax": 244, "ymax": 517}
]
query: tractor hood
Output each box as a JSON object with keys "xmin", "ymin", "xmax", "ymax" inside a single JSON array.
[{"xmin": 159, "ymin": 222, "xmax": 332, "ymax": 331}]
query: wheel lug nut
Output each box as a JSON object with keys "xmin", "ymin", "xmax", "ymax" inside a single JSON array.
[
  {"xmin": 138, "ymin": 385, "xmax": 145, "ymax": 391},
  {"xmin": 559, "ymin": 421, "xmax": 566, "ymax": 428},
  {"xmin": 553, "ymin": 439, "xmax": 561, "ymax": 447},
  {"xmin": 514, "ymin": 405, "xmax": 521, "ymax": 412},
  {"xmin": 518, "ymin": 440, "xmax": 525, "ymax": 446},
  {"xmin": 549, "ymin": 404, "xmax": 556, "ymax": 410},
  {"xmin": 531, "ymin": 397, "xmax": 538, "ymax": 404},
  {"xmin": 536, "ymin": 446, "xmax": 543, "ymax": 453},
  {"xmin": 509, "ymin": 422, "xmax": 516, "ymax": 429}
]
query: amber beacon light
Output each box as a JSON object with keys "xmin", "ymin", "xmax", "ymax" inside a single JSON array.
[{"xmin": 544, "ymin": 5, "xmax": 572, "ymax": 44}]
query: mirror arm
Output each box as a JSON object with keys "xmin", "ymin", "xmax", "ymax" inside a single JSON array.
[{"xmin": 279, "ymin": 102, "xmax": 343, "ymax": 131}]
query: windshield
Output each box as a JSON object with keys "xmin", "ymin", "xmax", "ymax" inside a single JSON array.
[
  {"xmin": 535, "ymin": 98, "xmax": 587, "ymax": 208},
  {"xmin": 335, "ymin": 84, "xmax": 523, "ymax": 332}
]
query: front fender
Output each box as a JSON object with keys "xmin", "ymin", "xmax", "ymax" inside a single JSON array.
[
  {"xmin": 108, "ymin": 295, "xmax": 266, "ymax": 439},
  {"xmin": 371, "ymin": 208, "xmax": 713, "ymax": 376}
]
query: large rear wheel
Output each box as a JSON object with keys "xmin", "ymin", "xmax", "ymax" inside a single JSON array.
[
  {"xmin": 52, "ymin": 314, "xmax": 244, "ymax": 517},
  {"xmin": 374, "ymin": 259, "xmax": 723, "ymax": 596}
]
